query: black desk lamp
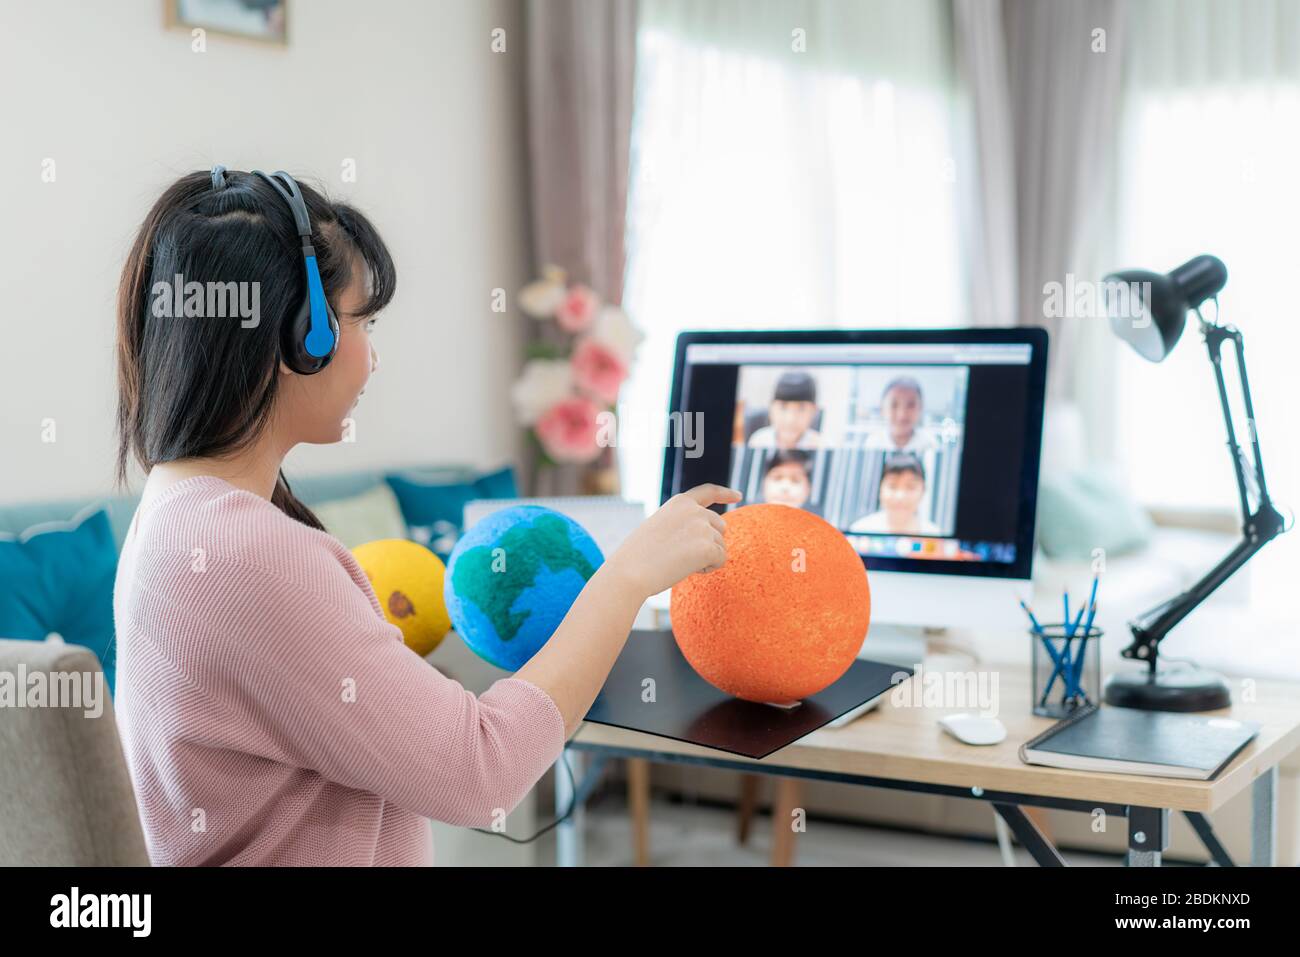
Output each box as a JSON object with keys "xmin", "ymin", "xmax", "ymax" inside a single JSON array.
[{"xmin": 1103, "ymin": 255, "xmax": 1286, "ymax": 712}]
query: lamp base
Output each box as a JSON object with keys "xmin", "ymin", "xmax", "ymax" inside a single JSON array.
[{"xmin": 1103, "ymin": 662, "xmax": 1231, "ymax": 712}]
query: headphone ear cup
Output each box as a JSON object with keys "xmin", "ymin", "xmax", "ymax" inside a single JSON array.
[
  {"xmin": 321, "ymin": 303, "xmax": 340, "ymax": 367},
  {"xmin": 281, "ymin": 297, "xmax": 338, "ymax": 375}
]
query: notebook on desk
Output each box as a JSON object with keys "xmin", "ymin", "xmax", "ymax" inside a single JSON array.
[{"xmin": 1020, "ymin": 704, "xmax": 1260, "ymax": 780}]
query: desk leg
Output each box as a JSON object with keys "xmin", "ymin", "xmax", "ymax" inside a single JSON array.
[
  {"xmin": 1183, "ymin": 812, "xmax": 1235, "ymax": 867},
  {"xmin": 991, "ymin": 803, "xmax": 1066, "ymax": 866},
  {"xmin": 1127, "ymin": 806, "xmax": 1169, "ymax": 867},
  {"xmin": 627, "ymin": 758, "xmax": 651, "ymax": 867},
  {"xmin": 555, "ymin": 747, "xmax": 585, "ymax": 867},
  {"xmin": 771, "ymin": 777, "xmax": 802, "ymax": 867},
  {"xmin": 1251, "ymin": 766, "xmax": 1278, "ymax": 867}
]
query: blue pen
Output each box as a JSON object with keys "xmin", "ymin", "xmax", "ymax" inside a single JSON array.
[
  {"xmin": 1040, "ymin": 633, "xmax": 1070, "ymax": 706},
  {"xmin": 1069, "ymin": 577, "xmax": 1100, "ymax": 699},
  {"xmin": 1021, "ymin": 600, "xmax": 1064, "ymax": 674},
  {"xmin": 1065, "ymin": 603, "xmax": 1087, "ymax": 697},
  {"xmin": 1024, "ymin": 601, "xmax": 1069, "ymax": 707},
  {"xmin": 1071, "ymin": 599, "xmax": 1099, "ymax": 700},
  {"xmin": 1057, "ymin": 591, "xmax": 1076, "ymax": 697},
  {"xmin": 1039, "ymin": 596, "xmax": 1076, "ymax": 706},
  {"xmin": 1019, "ymin": 599, "xmax": 1044, "ymax": 633}
]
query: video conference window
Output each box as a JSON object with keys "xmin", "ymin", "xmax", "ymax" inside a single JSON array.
[
  {"xmin": 730, "ymin": 365, "xmax": 967, "ymax": 537},
  {"xmin": 669, "ymin": 338, "xmax": 1038, "ymax": 573}
]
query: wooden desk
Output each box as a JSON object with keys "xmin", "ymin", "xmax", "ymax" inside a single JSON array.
[{"xmin": 555, "ymin": 667, "xmax": 1300, "ymax": 866}]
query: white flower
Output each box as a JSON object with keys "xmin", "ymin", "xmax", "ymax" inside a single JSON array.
[
  {"xmin": 588, "ymin": 304, "xmax": 644, "ymax": 363},
  {"xmin": 511, "ymin": 358, "xmax": 573, "ymax": 425},
  {"xmin": 518, "ymin": 265, "xmax": 569, "ymax": 319}
]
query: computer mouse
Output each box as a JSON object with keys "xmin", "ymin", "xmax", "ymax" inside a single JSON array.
[{"xmin": 938, "ymin": 713, "xmax": 1007, "ymax": 746}]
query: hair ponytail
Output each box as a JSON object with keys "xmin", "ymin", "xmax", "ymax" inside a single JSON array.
[{"xmin": 271, "ymin": 471, "xmax": 325, "ymax": 531}]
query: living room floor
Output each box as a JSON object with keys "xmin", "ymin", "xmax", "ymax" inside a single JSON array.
[{"xmin": 535, "ymin": 795, "xmax": 1131, "ymax": 867}]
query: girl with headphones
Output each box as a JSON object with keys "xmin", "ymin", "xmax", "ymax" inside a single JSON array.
[{"xmin": 112, "ymin": 167, "xmax": 738, "ymax": 865}]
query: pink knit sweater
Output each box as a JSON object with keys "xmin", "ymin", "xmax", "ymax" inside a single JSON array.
[{"xmin": 112, "ymin": 475, "xmax": 567, "ymax": 866}]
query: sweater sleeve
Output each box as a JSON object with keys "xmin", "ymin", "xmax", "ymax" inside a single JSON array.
[{"xmin": 186, "ymin": 553, "xmax": 569, "ymax": 829}]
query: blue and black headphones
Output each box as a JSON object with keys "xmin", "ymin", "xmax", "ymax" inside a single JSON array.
[{"xmin": 210, "ymin": 164, "xmax": 339, "ymax": 375}]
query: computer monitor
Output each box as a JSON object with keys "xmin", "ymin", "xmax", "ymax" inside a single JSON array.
[{"xmin": 660, "ymin": 328, "xmax": 1049, "ymax": 631}]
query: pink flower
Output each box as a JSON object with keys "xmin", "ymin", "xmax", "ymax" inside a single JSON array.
[
  {"xmin": 554, "ymin": 284, "xmax": 600, "ymax": 333},
  {"xmin": 571, "ymin": 337, "xmax": 629, "ymax": 404},
  {"xmin": 535, "ymin": 396, "xmax": 603, "ymax": 463}
]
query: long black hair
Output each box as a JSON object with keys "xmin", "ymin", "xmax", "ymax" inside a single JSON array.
[{"xmin": 116, "ymin": 169, "xmax": 395, "ymax": 528}]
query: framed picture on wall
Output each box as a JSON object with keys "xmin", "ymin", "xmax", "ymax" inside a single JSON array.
[{"xmin": 165, "ymin": 0, "xmax": 288, "ymax": 46}]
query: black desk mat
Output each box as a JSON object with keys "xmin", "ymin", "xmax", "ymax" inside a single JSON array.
[{"xmin": 583, "ymin": 630, "xmax": 913, "ymax": 759}]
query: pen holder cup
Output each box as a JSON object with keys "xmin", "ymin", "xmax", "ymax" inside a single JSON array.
[{"xmin": 1031, "ymin": 624, "xmax": 1102, "ymax": 718}]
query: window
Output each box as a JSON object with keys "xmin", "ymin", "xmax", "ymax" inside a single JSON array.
[{"xmin": 619, "ymin": 0, "xmax": 965, "ymax": 508}]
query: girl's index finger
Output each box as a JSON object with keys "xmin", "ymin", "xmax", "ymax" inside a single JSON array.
[{"xmin": 684, "ymin": 484, "xmax": 743, "ymax": 507}]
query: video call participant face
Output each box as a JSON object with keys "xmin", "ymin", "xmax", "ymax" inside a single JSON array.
[
  {"xmin": 762, "ymin": 454, "xmax": 812, "ymax": 508},
  {"xmin": 878, "ymin": 458, "xmax": 926, "ymax": 530},
  {"xmin": 881, "ymin": 378, "xmax": 923, "ymax": 448},
  {"xmin": 768, "ymin": 371, "xmax": 820, "ymax": 449}
]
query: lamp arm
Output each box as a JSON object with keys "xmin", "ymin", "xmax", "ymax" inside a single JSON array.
[
  {"xmin": 1124, "ymin": 521, "xmax": 1280, "ymax": 665},
  {"xmin": 1207, "ymin": 323, "xmax": 1271, "ymax": 518},
  {"xmin": 1121, "ymin": 322, "xmax": 1287, "ymax": 667}
]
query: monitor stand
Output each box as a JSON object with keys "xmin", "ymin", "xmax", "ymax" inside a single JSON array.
[
  {"xmin": 822, "ymin": 624, "xmax": 933, "ymax": 729},
  {"xmin": 857, "ymin": 623, "xmax": 930, "ymax": 666}
]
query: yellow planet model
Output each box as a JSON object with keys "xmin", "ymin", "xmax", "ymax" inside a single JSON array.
[{"xmin": 352, "ymin": 539, "xmax": 451, "ymax": 657}]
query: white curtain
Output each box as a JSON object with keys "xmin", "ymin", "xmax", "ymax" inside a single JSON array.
[
  {"xmin": 619, "ymin": 0, "xmax": 965, "ymax": 507},
  {"xmin": 1003, "ymin": 0, "xmax": 1128, "ymax": 404},
  {"xmin": 951, "ymin": 0, "xmax": 1017, "ymax": 329},
  {"xmin": 1111, "ymin": 0, "xmax": 1300, "ymax": 620}
]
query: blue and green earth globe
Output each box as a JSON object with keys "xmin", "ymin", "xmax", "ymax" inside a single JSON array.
[{"xmin": 444, "ymin": 506, "xmax": 604, "ymax": 670}]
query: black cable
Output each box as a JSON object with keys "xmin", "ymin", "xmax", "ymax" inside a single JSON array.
[{"xmin": 470, "ymin": 748, "xmax": 581, "ymax": 844}]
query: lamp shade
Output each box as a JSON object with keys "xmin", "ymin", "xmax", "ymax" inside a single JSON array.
[{"xmin": 1104, "ymin": 255, "xmax": 1228, "ymax": 362}]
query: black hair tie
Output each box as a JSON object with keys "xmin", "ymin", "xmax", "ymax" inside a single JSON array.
[{"xmin": 210, "ymin": 164, "xmax": 228, "ymax": 191}]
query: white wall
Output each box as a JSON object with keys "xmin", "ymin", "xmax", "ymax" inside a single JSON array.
[{"xmin": 0, "ymin": 0, "xmax": 531, "ymax": 503}]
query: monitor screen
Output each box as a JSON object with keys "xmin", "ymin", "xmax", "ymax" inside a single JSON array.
[{"xmin": 661, "ymin": 329, "xmax": 1049, "ymax": 581}]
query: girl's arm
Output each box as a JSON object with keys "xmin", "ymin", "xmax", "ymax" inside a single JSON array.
[
  {"xmin": 171, "ymin": 483, "xmax": 738, "ymax": 828},
  {"xmin": 515, "ymin": 483, "xmax": 741, "ymax": 738}
]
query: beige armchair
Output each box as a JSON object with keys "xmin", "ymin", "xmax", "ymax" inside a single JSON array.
[{"xmin": 0, "ymin": 638, "xmax": 148, "ymax": 866}]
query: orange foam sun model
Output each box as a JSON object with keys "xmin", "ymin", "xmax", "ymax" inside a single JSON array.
[{"xmin": 671, "ymin": 503, "xmax": 872, "ymax": 705}]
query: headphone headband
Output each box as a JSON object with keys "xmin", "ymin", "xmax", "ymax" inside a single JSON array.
[
  {"xmin": 211, "ymin": 164, "xmax": 338, "ymax": 373},
  {"xmin": 251, "ymin": 169, "xmax": 313, "ymax": 240}
]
